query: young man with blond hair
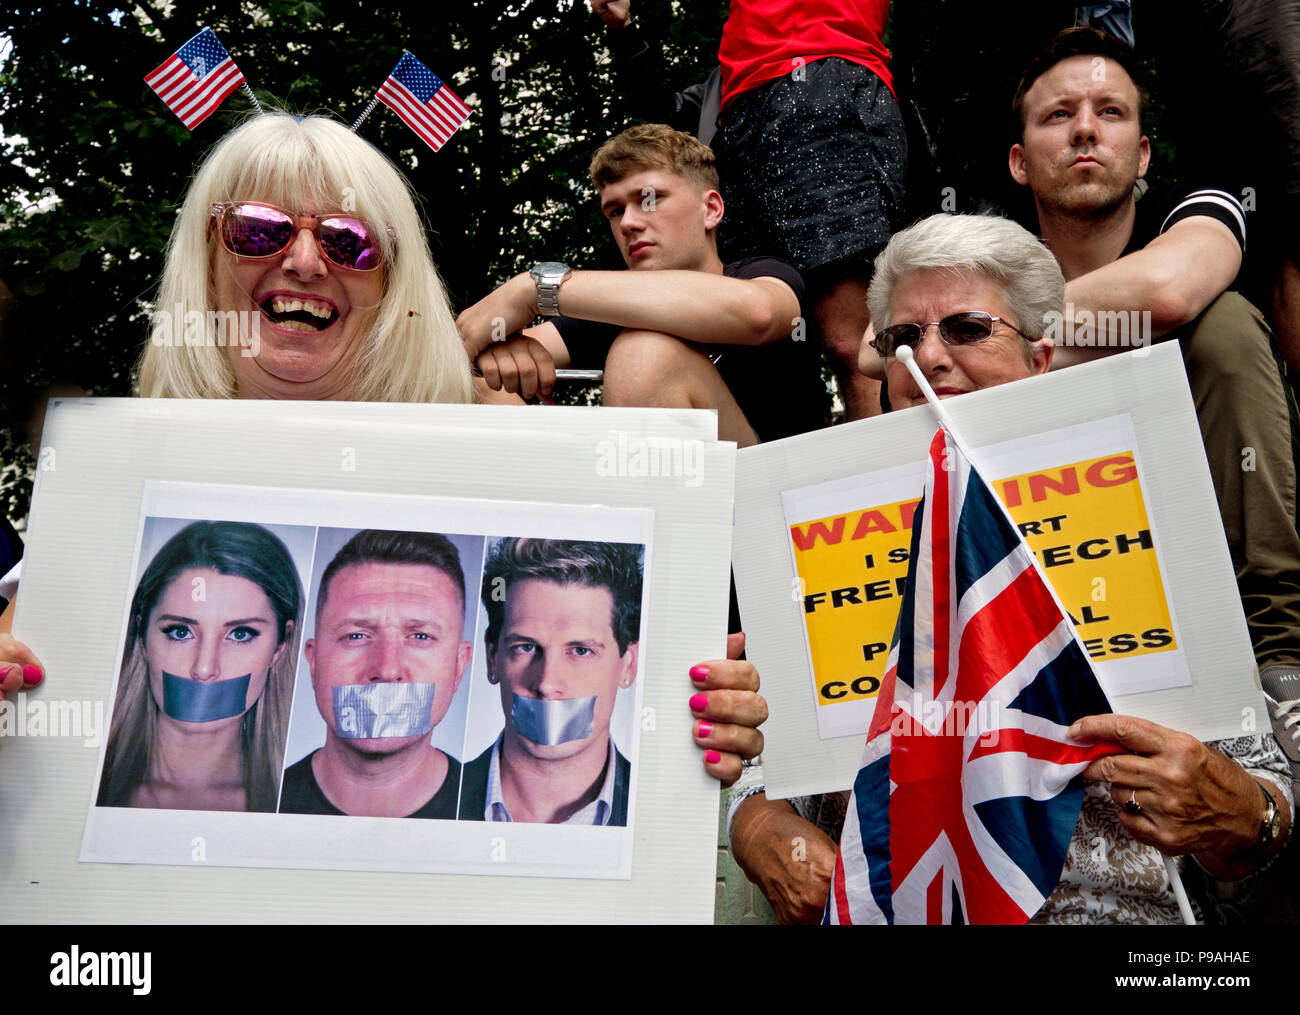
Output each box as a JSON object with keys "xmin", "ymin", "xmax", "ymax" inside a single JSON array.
[{"xmin": 456, "ymin": 123, "xmax": 825, "ymax": 447}]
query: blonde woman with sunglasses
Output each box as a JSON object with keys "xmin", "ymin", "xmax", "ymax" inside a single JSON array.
[
  {"xmin": 136, "ymin": 111, "xmax": 473, "ymax": 403},
  {"xmin": 1, "ymin": 112, "xmax": 473, "ymax": 726}
]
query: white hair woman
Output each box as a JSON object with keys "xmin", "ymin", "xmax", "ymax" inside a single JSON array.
[
  {"xmin": 136, "ymin": 111, "xmax": 474, "ymax": 403},
  {"xmin": 862, "ymin": 213, "xmax": 1061, "ymax": 408}
]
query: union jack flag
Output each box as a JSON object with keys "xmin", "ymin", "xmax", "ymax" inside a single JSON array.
[
  {"xmin": 825, "ymin": 428, "xmax": 1121, "ymax": 924},
  {"xmin": 144, "ymin": 27, "xmax": 246, "ymax": 130},
  {"xmin": 376, "ymin": 51, "xmax": 472, "ymax": 152}
]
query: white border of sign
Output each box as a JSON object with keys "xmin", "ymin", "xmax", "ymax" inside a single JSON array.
[
  {"xmin": 5, "ymin": 400, "xmax": 734, "ymax": 923},
  {"xmin": 733, "ymin": 346, "xmax": 1266, "ymax": 800}
]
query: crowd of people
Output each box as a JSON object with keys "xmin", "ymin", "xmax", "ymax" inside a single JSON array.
[{"xmin": 2, "ymin": 2, "xmax": 1299, "ymax": 924}]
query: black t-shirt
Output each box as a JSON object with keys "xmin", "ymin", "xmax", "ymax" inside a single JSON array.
[
  {"xmin": 1119, "ymin": 185, "xmax": 1249, "ymax": 344},
  {"xmin": 278, "ymin": 749, "xmax": 461, "ymax": 820},
  {"xmin": 1122, "ymin": 185, "xmax": 1247, "ymax": 262},
  {"xmin": 552, "ymin": 256, "xmax": 827, "ymax": 442}
]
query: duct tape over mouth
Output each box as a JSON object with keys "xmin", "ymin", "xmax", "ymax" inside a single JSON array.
[
  {"xmin": 511, "ymin": 693, "xmax": 596, "ymax": 745},
  {"xmin": 162, "ymin": 671, "xmax": 252, "ymax": 723},
  {"xmin": 333, "ymin": 682, "xmax": 437, "ymax": 739}
]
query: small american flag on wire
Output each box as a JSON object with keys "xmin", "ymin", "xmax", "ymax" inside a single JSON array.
[
  {"xmin": 376, "ymin": 51, "xmax": 472, "ymax": 151},
  {"xmin": 144, "ymin": 27, "xmax": 247, "ymax": 130},
  {"xmin": 825, "ymin": 426, "xmax": 1122, "ymax": 925}
]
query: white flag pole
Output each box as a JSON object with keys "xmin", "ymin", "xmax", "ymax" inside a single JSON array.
[
  {"xmin": 894, "ymin": 346, "xmax": 955, "ymax": 429},
  {"xmin": 894, "ymin": 346, "xmax": 1198, "ymax": 926},
  {"xmin": 1164, "ymin": 856, "xmax": 1197, "ymax": 925}
]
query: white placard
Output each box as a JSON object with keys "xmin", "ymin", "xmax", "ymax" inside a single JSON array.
[
  {"xmin": 5, "ymin": 399, "xmax": 735, "ymax": 923},
  {"xmin": 733, "ymin": 346, "xmax": 1266, "ymax": 800}
]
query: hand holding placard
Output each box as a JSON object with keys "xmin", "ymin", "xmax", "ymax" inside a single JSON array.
[{"xmin": 689, "ymin": 632, "xmax": 767, "ymax": 787}]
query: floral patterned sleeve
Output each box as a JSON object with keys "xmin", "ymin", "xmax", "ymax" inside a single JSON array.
[
  {"xmin": 1211, "ymin": 733, "xmax": 1294, "ymax": 816},
  {"xmin": 725, "ymin": 760, "xmax": 769, "ymax": 844},
  {"xmin": 1035, "ymin": 732, "xmax": 1294, "ymax": 925}
]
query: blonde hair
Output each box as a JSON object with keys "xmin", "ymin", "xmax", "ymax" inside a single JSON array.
[
  {"xmin": 588, "ymin": 123, "xmax": 719, "ymax": 193},
  {"xmin": 135, "ymin": 111, "xmax": 473, "ymax": 403}
]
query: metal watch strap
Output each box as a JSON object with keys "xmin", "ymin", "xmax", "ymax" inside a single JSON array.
[{"xmin": 531, "ymin": 261, "xmax": 571, "ymax": 317}]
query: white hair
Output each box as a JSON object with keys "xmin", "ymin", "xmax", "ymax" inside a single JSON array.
[
  {"xmin": 136, "ymin": 111, "xmax": 474, "ymax": 403},
  {"xmin": 867, "ymin": 214, "xmax": 1064, "ymax": 341}
]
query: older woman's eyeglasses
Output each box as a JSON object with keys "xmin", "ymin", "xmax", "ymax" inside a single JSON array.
[
  {"xmin": 208, "ymin": 202, "xmax": 386, "ymax": 271},
  {"xmin": 871, "ymin": 311, "xmax": 1027, "ymax": 357}
]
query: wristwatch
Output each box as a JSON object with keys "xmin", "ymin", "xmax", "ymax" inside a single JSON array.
[
  {"xmin": 530, "ymin": 261, "xmax": 572, "ymax": 317},
  {"xmin": 1255, "ymin": 782, "xmax": 1282, "ymax": 852}
]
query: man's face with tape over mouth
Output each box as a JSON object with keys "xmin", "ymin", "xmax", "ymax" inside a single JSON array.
[
  {"xmin": 305, "ymin": 562, "xmax": 472, "ymax": 753},
  {"xmin": 487, "ymin": 578, "xmax": 638, "ymax": 763}
]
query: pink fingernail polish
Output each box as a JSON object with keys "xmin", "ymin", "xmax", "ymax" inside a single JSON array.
[
  {"xmin": 705, "ymin": 750, "xmax": 722, "ymax": 764},
  {"xmin": 689, "ymin": 693, "xmax": 707, "ymax": 713},
  {"xmin": 689, "ymin": 665, "xmax": 709, "ymax": 683},
  {"xmin": 22, "ymin": 664, "xmax": 43, "ymax": 687},
  {"xmin": 697, "ymin": 721, "xmax": 713, "ymax": 738}
]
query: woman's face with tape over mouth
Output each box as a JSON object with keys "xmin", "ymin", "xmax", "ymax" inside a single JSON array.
[
  {"xmin": 487, "ymin": 578, "xmax": 638, "ymax": 762},
  {"xmin": 144, "ymin": 568, "xmax": 288, "ymax": 722}
]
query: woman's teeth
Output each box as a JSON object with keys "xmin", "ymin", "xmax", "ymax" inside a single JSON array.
[{"xmin": 270, "ymin": 297, "xmax": 333, "ymax": 318}]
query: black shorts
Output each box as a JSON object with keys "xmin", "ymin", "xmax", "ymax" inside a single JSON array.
[
  {"xmin": 713, "ymin": 57, "xmax": 908, "ymax": 278},
  {"xmin": 712, "ymin": 338, "xmax": 828, "ymax": 443}
]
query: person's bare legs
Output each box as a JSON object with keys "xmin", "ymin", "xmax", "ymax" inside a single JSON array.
[
  {"xmin": 602, "ymin": 328, "xmax": 758, "ymax": 447},
  {"xmin": 814, "ymin": 275, "xmax": 881, "ymax": 420}
]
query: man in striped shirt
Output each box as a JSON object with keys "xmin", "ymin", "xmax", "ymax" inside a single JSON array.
[{"xmin": 1008, "ymin": 26, "xmax": 1300, "ymax": 919}]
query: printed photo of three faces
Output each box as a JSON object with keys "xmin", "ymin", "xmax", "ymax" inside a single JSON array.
[{"xmin": 94, "ymin": 518, "xmax": 645, "ymax": 827}]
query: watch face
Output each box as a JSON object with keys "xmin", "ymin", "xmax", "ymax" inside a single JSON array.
[{"xmin": 533, "ymin": 261, "xmax": 569, "ymax": 278}]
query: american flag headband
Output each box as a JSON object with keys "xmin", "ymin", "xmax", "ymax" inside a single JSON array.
[{"xmin": 145, "ymin": 31, "xmax": 471, "ymax": 153}]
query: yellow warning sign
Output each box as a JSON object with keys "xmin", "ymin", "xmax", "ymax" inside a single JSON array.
[{"xmin": 790, "ymin": 452, "xmax": 1176, "ymax": 708}]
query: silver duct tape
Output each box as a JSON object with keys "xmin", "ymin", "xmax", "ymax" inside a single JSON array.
[
  {"xmin": 332, "ymin": 682, "xmax": 437, "ymax": 739},
  {"xmin": 511, "ymin": 693, "xmax": 597, "ymax": 745}
]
